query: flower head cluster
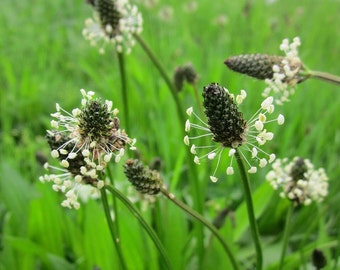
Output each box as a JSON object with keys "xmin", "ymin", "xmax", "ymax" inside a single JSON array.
[
  {"xmin": 184, "ymin": 82, "xmax": 284, "ymax": 182},
  {"xmin": 266, "ymin": 157, "xmax": 329, "ymax": 206},
  {"xmin": 263, "ymin": 37, "xmax": 305, "ymax": 104},
  {"xmin": 39, "ymin": 89, "xmax": 136, "ymax": 209},
  {"xmin": 83, "ymin": 0, "xmax": 143, "ymax": 54}
]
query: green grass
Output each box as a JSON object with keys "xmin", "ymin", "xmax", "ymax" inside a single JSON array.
[{"xmin": 1, "ymin": 0, "xmax": 340, "ymax": 269}]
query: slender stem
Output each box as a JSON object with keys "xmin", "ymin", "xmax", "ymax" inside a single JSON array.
[
  {"xmin": 235, "ymin": 149, "xmax": 262, "ymax": 269},
  {"xmin": 308, "ymin": 70, "xmax": 340, "ymax": 86},
  {"xmin": 133, "ymin": 33, "xmax": 185, "ymax": 124},
  {"xmin": 100, "ymin": 188, "xmax": 128, "ymax": 270},
  {"xmin": 279, "ymin": 203, "xmax": 294, "ymax": 270},
  {"xmin": 104, "ymin": 185, "xmax": 173, "ymax": 270},
  {"xmin": 105, "ymin": 166, "xmax": 121, "ymax": 236},
  {"xmin": 117, "ymin": 52, "xmax": 130, "ymax": 131},
  {"xmin": 160, "ymin": 187, "xmax": 240, "ymax": 270},
  {"xmin": 134, "ymin": 32, "xmax": 205, "ymax": 262}
]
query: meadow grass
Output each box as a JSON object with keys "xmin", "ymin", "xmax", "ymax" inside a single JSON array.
[{"xmin": 1, "ymin": 0, "xmax": 340, "ymax": 269}]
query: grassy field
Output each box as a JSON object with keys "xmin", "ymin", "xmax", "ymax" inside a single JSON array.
[{"xmin": 1, "ymin": 0, "xmax": 340, "ymax": 269}]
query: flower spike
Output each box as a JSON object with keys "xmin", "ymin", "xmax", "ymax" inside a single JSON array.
[
  {"xmin": 185, "ymin": 82, "xmax": 283, "ymax": 181},
  {"xmin": 40, "ymin": 89, "xmax": 136, "ymax": 208}
]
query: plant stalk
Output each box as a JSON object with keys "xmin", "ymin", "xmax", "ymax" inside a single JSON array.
[
  {"xmin": 160, "ymin": 187, "xmax": 240, "ymax": 270},
  {"xmin": 134, "ymin": 32, "xmax": 205, "ymax": 263},
  {"xmin": 100, "ymin": 188, "xmax": 128, "ymax": 270},
  {"xmin": 235, "ymin": 149, "xmax": 262, "ymax": 269},
  {"xmin": 104, "ymin": 185, "xmax": 173, "ymax": 270},
  {"xmin": 308, "ymin": 70, "xmax": 340, "ymax": 86},
  {"xmin": 117, "ymin": 52, "xmax": 130, "ymax": 131},
  {"xmin": 133, "ymin": 33, "xmax": 185, "ymax": 124},
  {"xmin": 279, "ymin": 203, "xmax": 294, "ymax": 270}
]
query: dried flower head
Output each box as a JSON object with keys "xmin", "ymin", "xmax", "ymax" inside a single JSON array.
[
  {"xmin": 124, "ymin": 159, "xmax": 162, "ymax": 195},
  {"xmin": 83, "ymin": 0, "xmax": 143, "ymax": 54},
  {"xmin": 39, "ymin": 89, "xmax": 136, "ymax": 209},
  {"xmin": 266, "ymin": 157, "xmax": 329, "ymax": 206},
  {"xmin": 184, "ymin": 82, "xmax": 284, "ymax": 182}
]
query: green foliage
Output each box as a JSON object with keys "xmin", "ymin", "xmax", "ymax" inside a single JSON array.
[{"xmin": 1, "ymin": 0, "xmax": 340, "ymax": 269}]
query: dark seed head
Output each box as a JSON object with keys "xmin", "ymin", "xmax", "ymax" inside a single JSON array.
[
  {"xmin": 202, "ymin": 83, "xmax": 247, "ymax": 148},
  {"xmin": 124, "ymin": 159, "xmax": 162, "ymax": 195},
  {"xmin": 225, "ymin": 54, "xmax": 284, "ymax": 80}
]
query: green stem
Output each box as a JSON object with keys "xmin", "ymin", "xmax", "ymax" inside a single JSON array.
[
  {"xmin": 307, "ymin": 70, "xmax": 340, "ymax": 86},
  {"xmin": 235, "ymin": 149, "xmax": 262, "ymax": 269},
  {"xmin": 104, "ymin": 185, "xmax": 173, "ymax": 270},
  {"xmin": 134, "ymin": 32, "xmax": 205, "ymax": 263},
  {"xmin": 279, "ymin": 204, "xmax": 294, "ymax": 270},
  {"xmin": 133, "ymin": 33, "xmax": 185, "ymax": 124},
  {"xmin": 117, "ymin": 52, "xmax": 130, "ymax": 131},
  {"xmin": 100, "ymin": 188, "xmax": 128, "ymax": 270},
  {"xmin": 160, "ymin": 187, "xmax": 240, "ymax": 270},
  {"xmin": 105, "ymin": 166, "xmax": 121, "ymax": 236}
]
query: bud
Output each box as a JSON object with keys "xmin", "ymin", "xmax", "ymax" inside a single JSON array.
[
  {"xmin": 173, "ymin": 63, "xmax": 198, "ymax": 91},
  {"xmin": 124, "ymin": 159, "xmax": 162, "ymax": 195},
  {"xmin": 202, "ymin": 83, "xmax": 247, "ymax": 148}
]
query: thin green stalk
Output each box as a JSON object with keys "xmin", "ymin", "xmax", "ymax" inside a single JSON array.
[
  {"xmin": 308, "ymin": 70, "xmax": 340, "ymax": 86},
  {"xmin": 134, "ymin": 32, "xmax": 205, "ymax": 263},
  {"xmin": 279, "ymin": 203, "xmax": 294, "ymax": 270},
  {"xmin": 105, "ymin": 166, "xmax": 121, "ymax": 236},
  {"xmin": 133, "ymin": 33, "xmax": 185, "ymax": 124},
  {"xmin": 235, "ymin": 149, "xmax": 262, "ymax": 269},
  {"xmin": 117, "ymin": 52, "xmax": 130, "ymax": 131},
  {"xmin": 160, "ymin": 187, "xmax": 240, "ymax": 270},
  {"xmin": 104, "ymin": 185, "xmax": 173, "ymax": 270},
  {"xmin": 100, "ymin": 188, "xmax": 128, "ymax": 270}
]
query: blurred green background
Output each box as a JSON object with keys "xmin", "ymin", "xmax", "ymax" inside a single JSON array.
[{"xmin": 1, "ymin": 0, "xmax": 340, "ymax": 269}]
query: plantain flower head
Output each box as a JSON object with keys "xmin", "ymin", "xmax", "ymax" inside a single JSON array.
[
  {"xmin": 83, "ymin": 0, "xmax": 143, "ymax": 54},
  {"xmin": 225, "ymin": 37, "xmax": 304, "ymax": 105},
  {"xmin": 184, "ymin": 82, "xmax": 284, "ymax": 182},
  {"xmin": 39, "ymin": 89, "xmax": 136, "ymax": 209},
  {"xmin": 266, "ymin": 157, "xmax": 329, "ymax": 206}
]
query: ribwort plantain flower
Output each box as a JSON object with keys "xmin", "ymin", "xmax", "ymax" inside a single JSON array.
[
  {"xmin": 39, "ymin": 89, "xmax": 136, "ymax": 209},
  {"xmin": 266, "ymin": 157, "xmax": 329, "ymax": 206},
  {"xmin": 184, "ymin": 82, "xmax": 284, "ymax": 182},
  {"xmin": 124, "ymin": 159, "xmax": 162, "ymax": 195},
  {"xmin": 83, "ymin": 0, "xmax": 143, "ymax": 54},
  {"xmin": 225, "ymin": 37, "xmax": 304, "ymax": 104}
]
